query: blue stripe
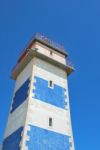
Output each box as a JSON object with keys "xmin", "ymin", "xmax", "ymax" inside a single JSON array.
[
  {"xmin": 26, "ymin": 125, "xmax": 70, "ymax": 150},
  {"xmin": 11, "ymin": 78, "xmax": 30, "ymax": 113},
  {"xmin": 2, "ymin": 127, "xmax": 23, "ymax": 150},
  {"xmin": 33, "ymin": 76, "xmax": 66, "ymax": 109}
]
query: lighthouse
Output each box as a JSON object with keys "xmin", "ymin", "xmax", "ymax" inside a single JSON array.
[{"xmin": 2, "ymin": 33, "xmax": 75, "ymax": 150}]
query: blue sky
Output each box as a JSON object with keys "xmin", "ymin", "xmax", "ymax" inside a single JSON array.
[{"xmin": 0, "ymin": 0, "xmax": 100, "ymax": 149}]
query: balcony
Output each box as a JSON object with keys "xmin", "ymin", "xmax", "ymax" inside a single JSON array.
[
  {"xmin": 17, "ymin": 33, "xmax": 68, "ymax": 59},
  {"xmin": 66, "ymin": 58, "xmax": 74, "ymax": 70},
  {"xmin": 34, "ymin": 33, "xmax": 67, "ymax": 55},
  {"xmin": 11, "ymin": 48, "xmax": 74, "ymax": 80}
]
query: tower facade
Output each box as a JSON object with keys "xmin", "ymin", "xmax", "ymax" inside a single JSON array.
[{"xmin": 2, "ymin": 33, "xmax": 75, "ymax": 150}]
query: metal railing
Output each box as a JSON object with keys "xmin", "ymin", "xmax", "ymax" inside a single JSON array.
[
  {"xmin": 35, "ymin": 33, "xmax": 65, "ymax": 51},
  {"xmin": 11, "ymin": 33, "xmax": 74, "ymax": 72},
  {"xmin": 66, "ymin": 58, "xmax": 74, "ymax": 69}
]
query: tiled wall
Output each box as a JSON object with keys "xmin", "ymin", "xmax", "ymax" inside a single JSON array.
[
  {"xmin": 33, "ymin": 76, "xmax": 66, "ymax": 109},
  {"xmin": 26, "ymin": 125, "xmax": 70, "ymax": 150},
  {"xmin": 11, "ymin": 78, "xmax": 30, "ymax": 113},
  {"xmin": 3, "ymin": 127, "xmax": 23, "ymax": 150}
]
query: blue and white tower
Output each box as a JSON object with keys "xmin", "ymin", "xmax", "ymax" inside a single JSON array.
[{"xmin": 2, "ymin": 33, "xmax": 75, "ymax": 150}]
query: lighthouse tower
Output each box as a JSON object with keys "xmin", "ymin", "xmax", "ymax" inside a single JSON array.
[{"xmin": 2, "ymin": 33, "xmax": 75, "ymax": 150}]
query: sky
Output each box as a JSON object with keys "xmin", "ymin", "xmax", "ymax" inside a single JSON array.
[{"xmin": 0, "ymin": 0, "xmax": 100, "ymax": 149}]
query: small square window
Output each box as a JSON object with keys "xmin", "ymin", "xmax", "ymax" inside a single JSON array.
[{"xmin": 49, "ymin": 117, "xmax": 52, "ymax": 127}]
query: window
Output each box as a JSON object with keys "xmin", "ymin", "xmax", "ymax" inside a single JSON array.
[
  {"xmin": 48, "ymin": 80, "xmax": 53, "ymax": 88},
  {"xmin": 50, "ymin": 50, "xmax": 53, "ymax": 55},
  {"xmin": 70, "ymin": 142, "xmax": 72, "ymax": 147},
  {"xmin": 65, "ymin": 101, "xmax": 67, "ymax": 105},
  {"xmin": 50, "ymin": 80, "xmax": 53, "ymax": 87},
  {"xmin": 49, "ymin": 117, "xmax": 53, "ymax": 127}
]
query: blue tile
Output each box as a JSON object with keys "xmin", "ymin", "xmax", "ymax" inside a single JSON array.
[
  {"xmin": 11, "ymin": 78, "xmax": 30, "ymax": 113},
  {"xmin": 33, "ymin": 76, "xmax": 66, "ymax": 109},
  {"xmin": 26, "ymin": 125, "xmax": 70, "ymax": 150},
  {"xmin": 2, "ymin": 127, "xmax": 23, "ymax": 150}
]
